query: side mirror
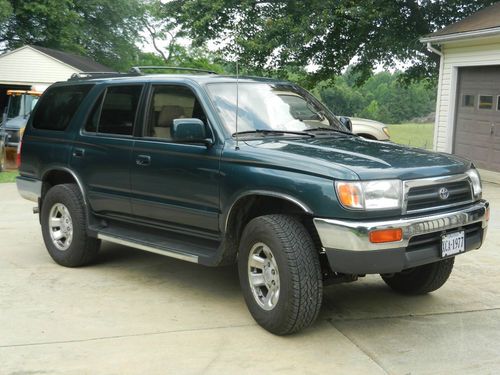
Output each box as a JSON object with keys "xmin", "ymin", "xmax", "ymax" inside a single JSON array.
[
  {"xmin": 172, "ymin": 118, "xmax": 213, "ymax": 146},
  {"xmin": 339, "ymin": 116, "xmax": 352, "ymax": 132}
]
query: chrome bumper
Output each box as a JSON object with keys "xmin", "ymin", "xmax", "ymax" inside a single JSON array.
[
  {"xmin": 16, "ymin": 176, "xmax": 42, "ymax": 203},
  {"xmin": 314, "ymin": 200, "xmax": 489, "ymax": 252}
]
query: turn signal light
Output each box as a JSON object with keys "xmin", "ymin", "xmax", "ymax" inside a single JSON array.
[
  {"xmin": 485, "ymin": 207, "xmax": 490, "ymax": 222},
  {"xmin": 336, "ymin": 182, "xmax": 363, "ymax": 209},
  {"xmin": 369, "ymin": 228, "xmax": 403, "ymax": 243}
]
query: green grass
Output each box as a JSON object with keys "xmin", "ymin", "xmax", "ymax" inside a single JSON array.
[
  {"xmin": 0, "ymin": 171, "xmax": 18, "ymax": 183},
  {"xmin": 387, "ymin": 123, "xmax": 434, "ymax": 150}
]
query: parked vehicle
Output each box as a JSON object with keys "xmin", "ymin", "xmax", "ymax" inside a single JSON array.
[
  {"xmin": 16, "ymin": 68, "xmax": 489, "ymax": 335},
  {"xmin": 350, "ymin": 117, "xmax": 390, "ymax": 141},
  {"xmin": 1, "ymin": 90, "xmax": 42, "ymax": 148}
]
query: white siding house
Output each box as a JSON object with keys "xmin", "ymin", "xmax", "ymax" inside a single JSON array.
[
  {"xmin": 0, "ymin": 45, "xmax": 112, "ymax": 114},
  {"xmin": 421, "ymin": 3, "xmax": 500, "ymax": 174}
]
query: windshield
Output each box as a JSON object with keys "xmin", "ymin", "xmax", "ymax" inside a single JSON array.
[
  {"xmin": 6, "ymin": 94, "xmax": 39, "ymax": 119},
  {"xmin": 206, "ymin": 82, "xmax": 345, "ymax": 134}
]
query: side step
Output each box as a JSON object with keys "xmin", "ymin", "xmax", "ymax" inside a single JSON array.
[{"xmin": 92, "ymin": 221, "xmax": 221, "ymax": 265}]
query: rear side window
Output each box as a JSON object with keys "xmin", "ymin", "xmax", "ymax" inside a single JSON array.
[
  {"xmin": 85, "ymin": 85, "xmax": 142, "ymax": 136},
  {"xmin": 32, "ymin": 85, "xmax": 93, "ymax": 130}
]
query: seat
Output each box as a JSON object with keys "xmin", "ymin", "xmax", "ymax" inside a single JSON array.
[{"xmin": 154, "ymin": 105, "xmax": 185, "ymax": 139}]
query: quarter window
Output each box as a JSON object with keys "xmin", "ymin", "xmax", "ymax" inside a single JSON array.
[
  {"xmin": 32, "ymin": 84, "xmax": 93, "ymax": 130},
  {"xmin": 461, "ymin": 94, "xmax": 474, "ymax": 108},
  {"xmin": 85, "ymin": 85, "xmax": 142, "ymax": 136},
  {"xmin": 478, "ymin": 95, "xmax": 493, "ymax": 110}
]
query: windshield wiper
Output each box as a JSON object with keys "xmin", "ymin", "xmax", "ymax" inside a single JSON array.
[
  {"xmin": 232, "ymin": 129, "xmax": 315, "ymax": 138},
  {"xmin": 306, "ymin": 127, "xmax": 355, "ymax": 136}
]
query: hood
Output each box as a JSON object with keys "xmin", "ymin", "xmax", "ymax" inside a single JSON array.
[
  {"xmin": 243, "ymin": 135, "xmax": 471, "ymax": 180},
  {"xmin": 350, "ymin": 117, "xmax": 386, "ymax": 129}
]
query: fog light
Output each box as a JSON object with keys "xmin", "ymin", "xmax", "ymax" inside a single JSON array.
[{"xmin": 369, "ymin": 228, "xmax": 403, "ymax": 243}]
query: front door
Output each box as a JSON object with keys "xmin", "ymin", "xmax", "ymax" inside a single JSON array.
[
  {"xmin": 71, "ymin": 84, "xmax": 144, "ymax": 216},
  {"xmin": 130, "ymin": 84, "xmax": 222, "ymax": 235}
]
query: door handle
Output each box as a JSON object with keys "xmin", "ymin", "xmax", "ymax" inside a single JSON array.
[
  {"xmin": 72, "ymin": 148, "xmax": 85, "ymax": 158},
  {"xmin": 136, "ymin": 155, "xmax": 151, "ymax": 166}
]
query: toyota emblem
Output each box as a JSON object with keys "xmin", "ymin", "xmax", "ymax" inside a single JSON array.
[{"xmin": 439, "ymin": 187, "xmax": 450, "ymax": 200}]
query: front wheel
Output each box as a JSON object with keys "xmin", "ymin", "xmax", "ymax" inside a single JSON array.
[
  {"xmin": 238, "ymin": 214, "xmax": 323, "ymax": 335},
  {"xmin": 381, "ymin": 258, "xmax": 455, "ymax": 295}
]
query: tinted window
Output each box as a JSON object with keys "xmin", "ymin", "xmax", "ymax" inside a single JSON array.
[
  {"xmin": 478, "ymin": 95, "xmax": 493, "ymax": 110},
  {"xmin": 96, "ymin": 86, "xmax": 142, "ymax": 136},
  {"xmin": 32, "ymin": 85, "xmax": 93, "ymax": 130},
  {"xmin": 146, "ymin": 85, "xmax": 207, "ymax": 140},
  {"xmin": 85, "ymin": 93, "xmax": 104, "ymax": 133}
]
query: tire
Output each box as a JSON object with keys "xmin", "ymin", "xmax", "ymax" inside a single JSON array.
[
  {"xmin": 238, "ymin": 214, "xmax": 323, "ymax": 335},
  {"xmin": 381, "ymin": 258, "xmax": 455, "ymax": 295},
  {"xmin": 41, "ymin": 184, "xmax": 100, "ymax": 267}
]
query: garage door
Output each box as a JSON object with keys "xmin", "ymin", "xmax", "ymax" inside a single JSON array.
[{"xmin": 454, "ymin": 66, "xmax": 500, "ymax": 172}]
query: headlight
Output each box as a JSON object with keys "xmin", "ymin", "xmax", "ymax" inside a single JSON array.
[
  {"xmin": 335, "ymin": 180, "xmax": 402, "ymax": 210},
  {"xmin": 466, "ymin": 168, "xmax": 482, "ymax": 199}
]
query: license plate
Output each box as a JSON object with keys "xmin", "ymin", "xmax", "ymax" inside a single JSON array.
[{"xmin": 441, "ymin": 231, "xmax": 465, "ymax": 257}]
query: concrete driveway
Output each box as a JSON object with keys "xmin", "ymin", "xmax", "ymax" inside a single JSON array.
[{"xmin": 1, "ymin": 182, "xmax": 499, "ymax": 375}]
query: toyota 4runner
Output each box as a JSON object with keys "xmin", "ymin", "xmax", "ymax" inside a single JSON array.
[{"xmin": 17, "ymin": 68, "xmax": 489, "ymax": 335}]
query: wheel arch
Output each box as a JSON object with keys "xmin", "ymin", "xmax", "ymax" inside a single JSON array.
[
  {"xmin": 41, "ymin": 167, "xmax": 87, "ymax": 206},
  {"xmin": 219, "ymin": 191, "xmax": 319, "ymax": 265}
]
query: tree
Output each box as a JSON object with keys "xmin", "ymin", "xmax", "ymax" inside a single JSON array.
[
  {"xmin": 165, "ymin": 0, "xmax": 499, "ymax": 85},
  {"xmin": 0, "ymin": 0, "xmax": 11, "ymax": 23},
  {"xmin": 0, "ymin": 0, "xmax": 145, "ymax": 70}
]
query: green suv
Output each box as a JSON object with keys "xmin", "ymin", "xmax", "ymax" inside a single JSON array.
[{"xmin": 16, "ymin": 68, "xmax": 489, "ymax": 335}]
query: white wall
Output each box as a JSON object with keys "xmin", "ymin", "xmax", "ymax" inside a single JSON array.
[
  {"xmin": 0, "ymin": 46, "xmax": 81, "ymax": 86},
  {"xmin": 434, "ymin": 36, "xmax": 500, "ymax": 152}
]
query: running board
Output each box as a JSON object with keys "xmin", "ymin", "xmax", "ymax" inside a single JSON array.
[{"xmin": 97, "ymin": 233, "xmax": 199, "ymax": 263}]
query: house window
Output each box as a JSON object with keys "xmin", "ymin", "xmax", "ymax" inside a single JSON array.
[
  {"xmin": 478, "ymin": 95, "xmax": 493, "ymax": 110},
  {"xmin": 462, "ymin": 94, "xmax": 475, "ymax": 108}
]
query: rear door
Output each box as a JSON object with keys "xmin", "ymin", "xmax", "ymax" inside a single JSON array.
[
  {"xmin": 130, "ymin": 83, "xmax": 222, "ymax": 235},
  {"xmin": 70, "ymin": 84, "xmax": 144, "ymax": 217}
]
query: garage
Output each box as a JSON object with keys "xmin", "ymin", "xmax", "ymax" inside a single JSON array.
[
  {"xmin": 455, "ymin": 66, "xmax": 500, "ymax": 172},
  {"xmin": 421, "ymin": 2, "xmax": 500, "ymax": 174}
]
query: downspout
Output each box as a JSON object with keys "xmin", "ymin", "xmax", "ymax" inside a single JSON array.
[
  {"xmin": 426, "ymin": 42, "xmax": 442, "ymax": 57},
  {"xmin": 426, "ymin": 42, "xmax": 444, "ymax": 152}
]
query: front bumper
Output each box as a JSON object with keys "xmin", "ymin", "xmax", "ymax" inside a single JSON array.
[{"xmin": 314, "ymin": 200, "xmax": 489, "ymax": 274}]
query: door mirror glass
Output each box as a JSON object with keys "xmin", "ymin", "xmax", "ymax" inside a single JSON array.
[
  {"xmin": 172, "ymin": 118, "xmax": 211, "ymax": 145},
  {"xmin": 339, "ymin": 116, "xmax": 352, "ymax": 132}
]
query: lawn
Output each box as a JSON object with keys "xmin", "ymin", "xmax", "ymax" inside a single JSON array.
[
  {"xmin": 0, "ymin": 171, "xmax": 18, "ymax": 183},
  {"xmin": 387, "ymin": 123, "xmax": 434, "ymax": 150}
]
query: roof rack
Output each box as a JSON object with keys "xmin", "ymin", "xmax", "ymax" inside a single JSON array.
[
  {"xmin": 68, "ymin": 71, "xmax": 141, "ymax": 81},
  {"xmin": 129, "ymin": 66, "xmax": 218, "ymax": 75}
]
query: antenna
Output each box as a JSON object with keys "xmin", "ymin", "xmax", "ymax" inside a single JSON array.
[{"xmin": 235, "ymin": 61, "xmax": 240, "ymax": 150}]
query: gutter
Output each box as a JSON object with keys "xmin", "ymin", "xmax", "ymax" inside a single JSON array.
[{"xmin": 420, "ymin": 26, "xmax": 500, "ymax": 44}]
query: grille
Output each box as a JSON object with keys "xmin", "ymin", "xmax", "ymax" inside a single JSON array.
[{"xmin": 406, "ymin": 180, "xmax": 473, "ymax": 213}]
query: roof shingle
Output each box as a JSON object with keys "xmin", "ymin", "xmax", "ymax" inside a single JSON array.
[{"xmin": 30, "ymin": 45, "xmax": 115, "ymax": 72}]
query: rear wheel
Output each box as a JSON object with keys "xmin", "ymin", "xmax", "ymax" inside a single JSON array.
[
  {"xmin": 238, "ymin": 214, "xmax": 323, "ymax": 335},
  {"xmin": 381, "ymin": 258, "xmax": 455, "ymax": 295},
  {"xmin": 41, "ymin": 184, "xmax": 100, "ymax": 267}
]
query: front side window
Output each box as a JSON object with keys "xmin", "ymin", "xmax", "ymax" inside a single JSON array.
[
  {"xmin": 146, "ymin": 85, "xmax": 208, "ymax": 140},
  {"xmin": 85, "ymin": 85, "xmax": 142, "ymax": 136},
  {"xmin": 32, "ymin": 85, "xmax": 93, "ymax": 131},
  {"xmin": 206, "ymin": 82, "xmax": 343, "ymax": 134}
]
